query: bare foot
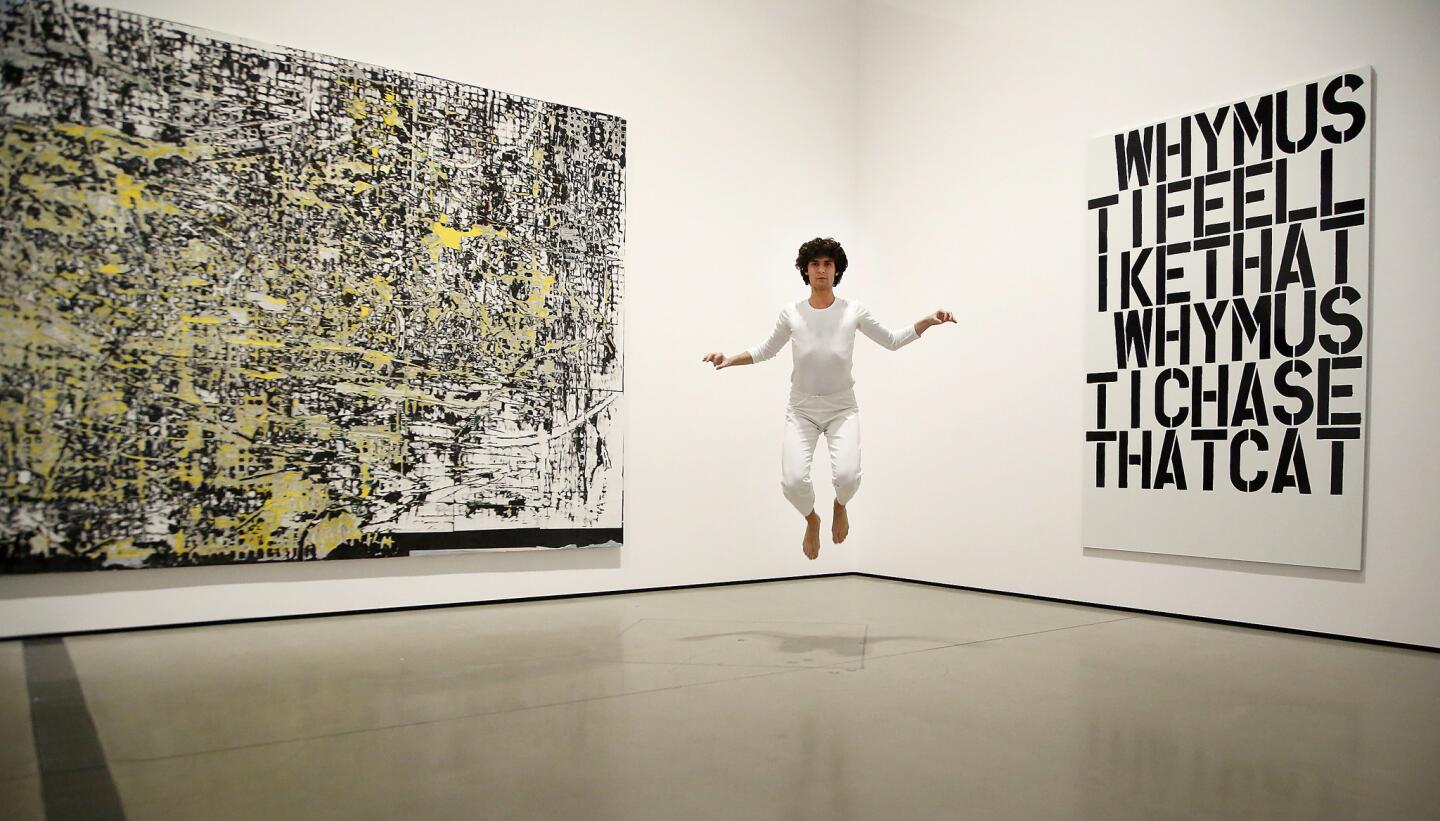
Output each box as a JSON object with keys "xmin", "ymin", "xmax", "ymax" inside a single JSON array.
[
  {"xmin": 803, "ymin": 512, "xmax": 822, "ymax": 560},
  {"xmin": 832, "ymin": 500, "xmax": 849, "ymax": 543}
]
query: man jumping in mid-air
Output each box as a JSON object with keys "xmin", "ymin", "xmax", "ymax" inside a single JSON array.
[{"xmin": 703, "ymin": 237, "xmax": 955, "ymax": 559}]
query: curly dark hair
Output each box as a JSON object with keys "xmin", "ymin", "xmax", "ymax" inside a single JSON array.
[{"xmin": 795, "ymin": 237, "xmax": 848, "ymax": 285}]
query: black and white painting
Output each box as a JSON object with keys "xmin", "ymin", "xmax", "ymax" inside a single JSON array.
[
  {"xmin": 1084, "ymin": 68, "xmax": 1371, "ymax": 569},
  {"xmin": 0, "ymin": 0, "xmax": 625, "ymax": 571}
]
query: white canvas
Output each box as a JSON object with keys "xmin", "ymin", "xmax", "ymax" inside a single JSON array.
[{"xmin": 1083, "ymin": 67, "xmax": 1372, "ymax": 569}]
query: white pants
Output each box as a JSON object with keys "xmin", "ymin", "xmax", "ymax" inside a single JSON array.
[{"xmin": 780, "ymin": 387, "xmax": 862, "ymax": 516}]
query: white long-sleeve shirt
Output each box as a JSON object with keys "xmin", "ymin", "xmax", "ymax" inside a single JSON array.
[{"xmin": 746, "ymin": 298, "xmax": 919, "ymax": 396}]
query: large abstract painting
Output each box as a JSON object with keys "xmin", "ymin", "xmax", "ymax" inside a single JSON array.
[
  {"xmin": 1083, "ymin": 68, "xmax": 1370, "ymax": 569},
  {"xmin": 0, "ymin": 1, "xmax": 626, "ymax": 571}
]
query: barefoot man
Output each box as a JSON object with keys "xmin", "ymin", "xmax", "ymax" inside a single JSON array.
[{"xmin": 703, "ymin": 237, "xmax": 955, "ymax": 559}]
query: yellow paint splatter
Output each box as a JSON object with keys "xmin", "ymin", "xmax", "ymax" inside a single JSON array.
[
  {"xmin": 361, "ymin": 350, "xmax": 394, "ymax": 368},
  {"xmin": 110, "ymin": 173, "xmax": 179, "ymax": 214},
  {"xmin": 281, "ymin": 189, "xmax": 332, "ymax": 210},
  {"xmin": 33, "ymin": 145, "xmax": 82, "ymax": 174},
  {"xmin": 93, "ymin": 396, "xmax": 128, "ymax": 416},
  {"xmin": 309, "ymin": 341, "xmax": 363, "ymax": 354},
  {"xmin": 176, "ymin": 423, "xmax": 204, "ymax": 458},
  {"xmin": 423, "ymin": 214, "xmax": 509, "ymax": 260},
  {"xmin": 368, "ymin": 276, "xmax": 392, "ymax": 304},
  {"xmin": 53, "ymin": 122, "xmax": 214, "ymax": 162},
  {"xmin": 114, "ymin": 174, "xmax": 144, "ymax": 208},
  {"xmin": 248, "ymin": 292, "xmax": 287, "ymax": 311},
  {"xmin": 104, "ymin": 538, "xmax": 145, "ymax": 562},
  {"xmin": 176, "ymin": 459, "xmax": 204, "ymax": 488},
  {"xmin": 223, "ymin": 336, "xmax": 283, "ymax": 347},
  {"xmin": 329, "ymin": 159, "xmax": 373, "ymax": 175},
  {"xmin": 305, "ymin": 511, "xmax": 362, "ymax": 558}
]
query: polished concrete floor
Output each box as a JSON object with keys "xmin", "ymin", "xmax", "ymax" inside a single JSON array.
[{"xmin": 3, "ymin": 575, "xmax": 1438, "ymax": 820}]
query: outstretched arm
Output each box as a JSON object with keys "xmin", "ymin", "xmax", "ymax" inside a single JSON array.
[
  {"xmin": 913, "ymin": 309, "xmax": 956, "ymax": 337},
  {"xmin": 703, "ymin": 310, "xmax": 790, "ymax": 370},
  {"xmin": 857, "ymin": 304, "xmax": 955, "ymax": 350},
  {"xmin": 701, "ymin": 350, "xmax": 754, "ymax": 370}
]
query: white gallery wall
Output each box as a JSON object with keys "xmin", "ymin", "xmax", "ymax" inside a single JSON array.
[
  {"xmin": 854, "ymin": 0, "xmax": 1440, "ymax": 647},
  {"xmin": 0, "ymin": 0, "xmax": 863, "ymax": 637}
]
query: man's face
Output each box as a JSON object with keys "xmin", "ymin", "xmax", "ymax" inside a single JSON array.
[{"xmin": 807, "ymin": 256, "xmax": 836, "ymax": 287}]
